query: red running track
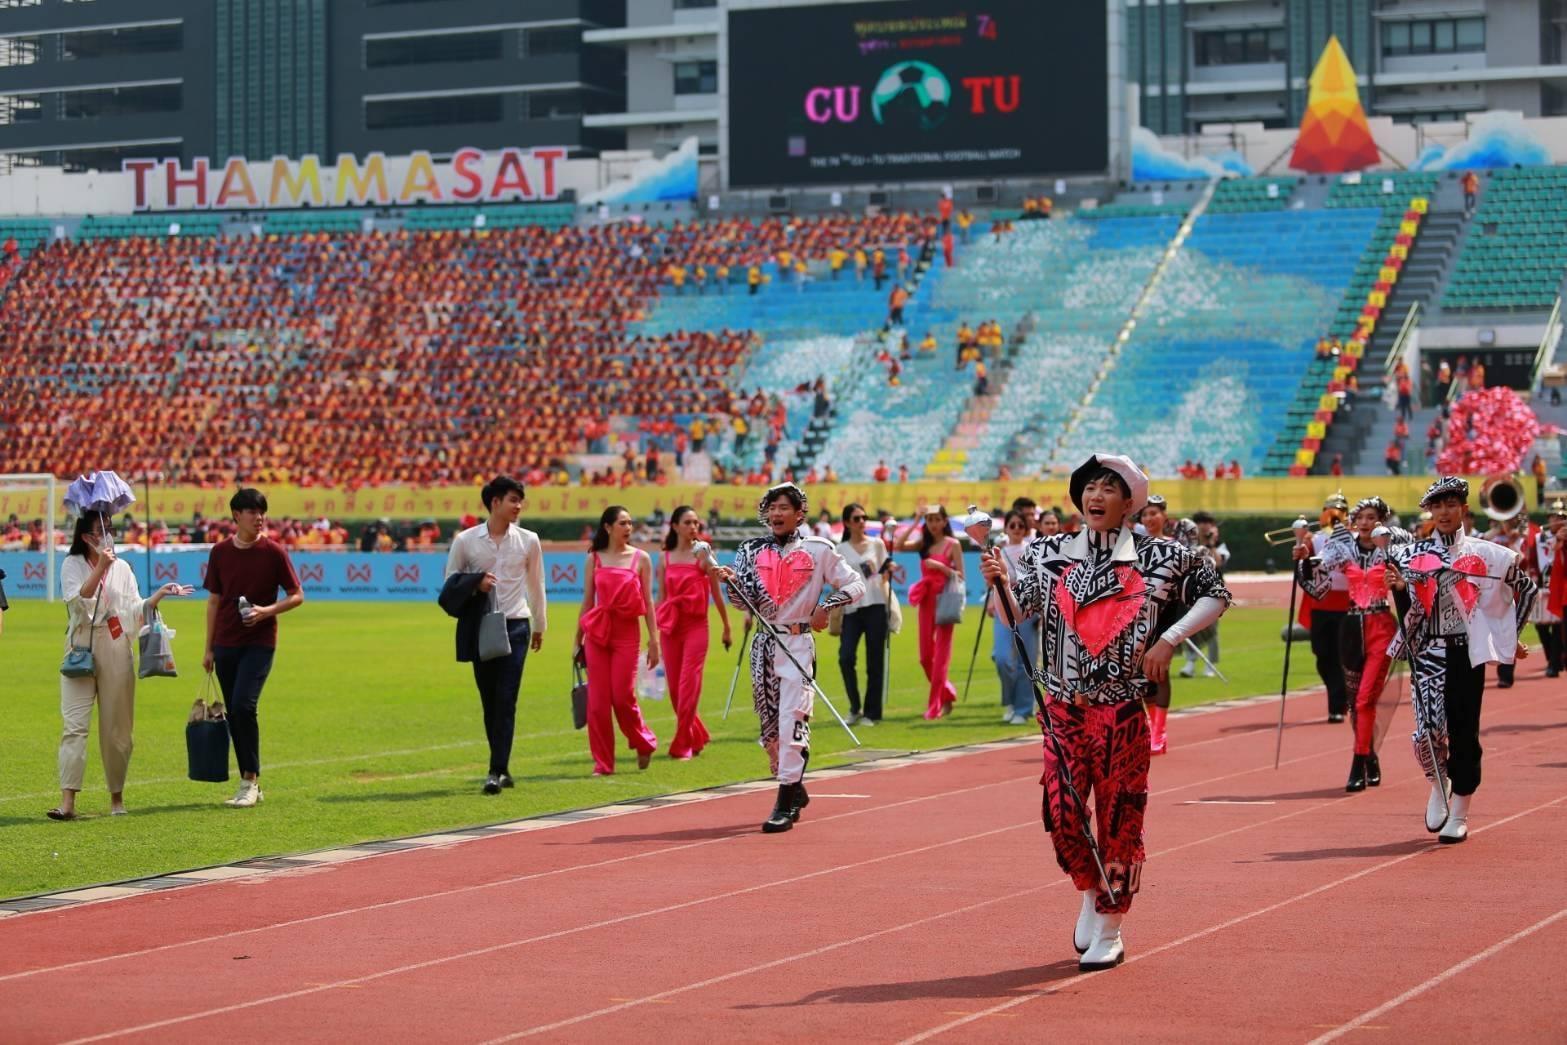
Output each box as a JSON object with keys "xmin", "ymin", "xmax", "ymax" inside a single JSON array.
[{"xmin": 1, "ymin": 676, "xmax": 1565, "ymax": 1044}]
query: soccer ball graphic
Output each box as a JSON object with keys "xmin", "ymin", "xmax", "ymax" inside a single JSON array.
[{"xmin": 871, "ymin": 61, "xmax": 951, "ymax": 131}]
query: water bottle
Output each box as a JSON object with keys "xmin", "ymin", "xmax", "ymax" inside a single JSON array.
[{"xmin": 237, "ymin": 596, "xmax": 254, "ymax": 623}]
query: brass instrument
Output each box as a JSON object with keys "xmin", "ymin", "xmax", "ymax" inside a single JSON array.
[
  {"xmin": 1481, "ymin": 476, "xmax": 1526, "ymax": 522},
  {"xmin": 1263, "ymin": 518, "xmax": 1320, "ymax": 546}
]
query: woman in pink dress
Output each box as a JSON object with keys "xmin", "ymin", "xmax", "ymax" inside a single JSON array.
[
  {"xmin": 902, "ymin": 504, "xmax": 964, "ymax": 719},
  {"xmin": 657, "ymin": 506, "xmax": 733, "ymax": 759},
  {"xmin": 574, "ymin": 506, "xmax": 660, "ymax": 775}
]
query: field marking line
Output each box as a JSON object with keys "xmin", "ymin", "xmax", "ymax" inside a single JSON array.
[
  {"xmin": 901, "ymin": 787, "xmax": 1567, "ymax": 1043},
  {"xmin": 1305, "ymin": 905, "xmax": 1567, "ymax": 1044}
]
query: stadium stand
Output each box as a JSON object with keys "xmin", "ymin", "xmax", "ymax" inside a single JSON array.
[{"xmin": 1442, "ymin": 167, "xmax": 1567, "ymax": 312}]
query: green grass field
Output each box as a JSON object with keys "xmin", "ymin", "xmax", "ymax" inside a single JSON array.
[{"xmin": 0, "ymin": 598, "xmax": 1319, "ymax": 898}]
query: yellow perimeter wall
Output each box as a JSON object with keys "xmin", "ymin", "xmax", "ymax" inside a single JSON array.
[{"xmin": 0, "ymin": 477, "xmax": 1478, "ymax": 523}]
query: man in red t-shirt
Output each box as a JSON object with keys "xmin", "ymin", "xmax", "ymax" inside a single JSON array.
[{"xmin": 202, "ymin": 488, "xmax": 304, "ymax": 808}]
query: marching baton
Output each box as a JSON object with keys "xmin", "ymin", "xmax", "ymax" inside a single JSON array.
[
  {"xmin": 1275, "ymin": 519, "xmax": 1309, "ymax": 770},
  {"xmin": 695, "ymin": 542, "xmax": 861, "ymax": 747},
  {"xmin": 962, "ymin": 587, "xmax": 990, "ymax": 702},
  {"xmin": 722, "ymin": 616, "xmax": 754, "ymax": 720},
  {"xmin": 1182, "ymin": 637, "xmax": 1227, "ymax": 684},
  {"xmin": 959, "ymin": 507, "xmax": 1119, "ymax": 907}
]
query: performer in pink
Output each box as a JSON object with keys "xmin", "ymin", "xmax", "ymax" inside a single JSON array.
[
  {"xmin": 658, "ymin": 506, "xmax": 733, "ymax": 760},
  {"xmin": 902, "ymin": 504, "xmax": 964, "ymax": 719},
  {"xmin": 574, "ymin": 506, "xmax": 659, "ymax": 775}
]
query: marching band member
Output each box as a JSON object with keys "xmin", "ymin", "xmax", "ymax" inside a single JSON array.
[
  {"xmin": 1386, "ymin": 477, "xmax": 1536, "ymax": 844},
  {"xmin": 1295, "ymin": 496, "xmax": 1411, "ymax": 792},
  {"xmin": 981, "ymin": 454, "xmax": 1230, "ymax": 971}
]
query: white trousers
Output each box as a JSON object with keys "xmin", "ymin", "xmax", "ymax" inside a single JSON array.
[{"xmin": 59, "ymin": 626, "xmax": 136, "ymax": 793}]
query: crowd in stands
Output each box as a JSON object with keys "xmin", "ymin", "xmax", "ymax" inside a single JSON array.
[
  {"xmin": 0, "ymin": 212, "xmax": 936, "ymax": 489},
  {"xmin": 1177, "ymin": 460, "xmax": 1245, "ymax": 479}
]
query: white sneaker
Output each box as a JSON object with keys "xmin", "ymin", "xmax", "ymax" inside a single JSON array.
[
  {"xmin": 1178, "ymin": 663, "xmax": 1195, "ymax": 679},
  {"xmin": 225, "ymin": 782, "xmax": 263, "ymax": 808},
  {"xmin": 1438, "ymin": 795, "xmax": 1470, "ymax": 844},
  {"xmin": 1072, "ymin": 890, "xmax": 1096, "ymax": 955},
  {"xmin": 1002, "ymin": 710, "xmax": 1016, "ymax": 723},
  {"xmin": 1425, "ymin": 779, "xmax": 1451, "ymax": 832},
  {"xmin": 1203, "ymin": 667, "xmax": 1217, "ymax": 678},
  {"xmin": 1079, "ymin": 912, "xmax": 1125, "ymax": 971}
]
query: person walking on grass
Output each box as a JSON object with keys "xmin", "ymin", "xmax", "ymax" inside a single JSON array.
[
  {"xmin": 575, "ymin": 506, "xmax": 660, "ymax": 775},
  {"xmin": 657, "ymin": 506, "xmax": 732, "ymax": 760},
  {"xmin": 50, "ymin": 512, "xmax": 192, "ymax": 820},
  {"xmin": 835, "ymin": 503, "xmax": 891, "ymax": 725},
  {"xmin": 202, "ymin": 488, "xmax": 303, "ymax": 809},
  {"xmin": 443, "ymin": 475, "xmax": 547, "ymax": 795},
  {"xmin": 902, "ymin": 504, "xmax": 963, "ymax": 720}
]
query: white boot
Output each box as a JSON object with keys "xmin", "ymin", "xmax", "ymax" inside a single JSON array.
[
  {"xmin": 1073, "ymin": 890, "xmax": 1096, "ymax": 955},
  {"xmin": 1438, "ymin": 794, "xmax": 1470, "ymax": 844},
  {"xmin": 1078, "ymin": 911, "xmax": 1125, "ymax": 972},
  {"xmin": 1425, "ymin": 779, "xmax": 1451, "ymax": 833}
]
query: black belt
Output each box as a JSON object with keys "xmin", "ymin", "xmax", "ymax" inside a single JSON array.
[{"xmin": 770, "ymin": 622, "xmax": 813, "ymax": 636}]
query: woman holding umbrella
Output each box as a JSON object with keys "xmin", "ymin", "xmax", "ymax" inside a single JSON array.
[{"xmin": 52, "ymin": 509, "xmax": 192, "ymax": 819}]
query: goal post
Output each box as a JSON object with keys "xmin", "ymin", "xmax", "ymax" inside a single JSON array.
[{"xmin": 0, "ymin": 473, "xmax": 58, "ymax": 602}]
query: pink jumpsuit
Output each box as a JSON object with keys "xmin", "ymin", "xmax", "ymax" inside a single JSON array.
[
  {"xmin": 909, "ymin": 555, "xmax": 959, "ymax": 719},
  {"xmin": 582, "ymin": 551, "xmax": 658, "ymax": 774},
  {"xmin": 657, "ymin": 557, "xmax": 712, "ymax": 759}
]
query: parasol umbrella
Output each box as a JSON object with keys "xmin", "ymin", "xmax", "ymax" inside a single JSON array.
[{"xmin": 64, "ymin": 471, "xmax": 136, "ymax": 560}]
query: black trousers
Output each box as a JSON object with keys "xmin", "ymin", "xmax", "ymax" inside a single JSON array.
[
  {"xmin": 213, "ymin": 644, "xmax": 276, "ymax": 779},
  {"xmin": 1309, "ymin": 609, "xmax": 1349, "ymax": 716},
  {"xmin": 838, "ymin": 604, "xmax": 888, "ymax": 721},
  {"xmin": 1443, "ymin": 652, "xmax": 1486, "ymax": 797},
  {"xmin": 471, "ymin": 619, "xmax": 531, "ymax": 776},
  {"xmin": 1534, "ymin": 621, "xmax": 1564, "ymax": 672}
]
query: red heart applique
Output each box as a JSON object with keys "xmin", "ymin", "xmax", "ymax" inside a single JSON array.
[
  {"xmin": 1344, "ymin": 563, "xmax": 1386, "ymax": 611},
  {"xmin": 1407, "ymin": 551, "xmax": 1444, "ymax": 614},
  {"xmin": 1055, "ymin": 565, "xmax": 1146, "ymax": 657},
  {"xmin": 1450, "ymin": 554, "xmax": 1487, "ymax": 616},
  {"xmin": 755, "ymin": 547, "xmax": 814, "ymax": 607}
]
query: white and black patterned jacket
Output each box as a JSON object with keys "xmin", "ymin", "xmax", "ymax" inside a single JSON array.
[
  {"xmin": 1010, "ymin": 526, "xmax": 1231, "ymax": 706},
  {"xmin": 725, "ymin": 527, "xmax": 865, "ymax": 625}
]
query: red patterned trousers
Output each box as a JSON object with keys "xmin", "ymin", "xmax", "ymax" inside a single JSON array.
[{"xmin": 1040, "ymin": 698, "xmax": 1150, "ymax": 915}]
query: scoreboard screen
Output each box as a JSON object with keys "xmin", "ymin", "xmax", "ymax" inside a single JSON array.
[{"xmin": 726, "ymin": 0, "xmax": 1109, "ymax": 188}]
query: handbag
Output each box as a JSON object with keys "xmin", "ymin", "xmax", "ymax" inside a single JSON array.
[
  {"xmin": 571, "ymin": 662, "xmax": 589, "ymax": 730},
  {"xmin": 477, "ymin": 589, "xmax": 512, "ymax": 662},
  {"xmin": 887, "ymin": 584, "xmax": 903, "ymax": 635},
  {"xmin": 185, "ymin": 674, "xmax": 231, "ymax": 783},
  {"xmin": 137, "ymin": 608, "xmax": 178, "ymax": 679},
  {"xmin": 59, "ymin": 581, "xmax": 101, "ymax": 679},
  {"xmin": 935, "ymin": 577, "xmax": 965, "ymax": 626}
]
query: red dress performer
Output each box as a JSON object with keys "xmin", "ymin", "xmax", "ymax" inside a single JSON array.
[
  {"xmin": 978, "ymin": 454, "xmax": 1230, "ymax": 972},
  {"xmin": 657, "ymin": 506, "xmax": 733, "ymax": 760},
  {"xmin": 575, "ymin": 507, "xmax": 660, "ymax": 776},
  {"xmin": 903, "ymin": 505, "xmax": 964, "ymax": 720},
  {"xmin": 1295, "ymin": 496, "xmax": 1411, "ymax": 792}
]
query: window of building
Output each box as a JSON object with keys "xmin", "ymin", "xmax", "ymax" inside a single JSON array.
[
  {"xmin": 527, "ymin": 91, "xmax": 580, "ymax": 119},
  {"xmin": 0, "ymin": 36, "xmax": 41, "ymax": 67},
  {"xmin": 59, "ymin": 23, "xmax": 184, "ymax": 60},
  {"xmin": 524, "ymin": 27, "xmax": 578, "ymax": 56},
  {"xmin": 365, "ymin": 93, "xmax": 502, "ymax": 129},
  {"xmin": 58, "ymin": 83, "xmax": 181, "ymax": 120},
  {"xmin": 0, "ymin": 94, "xmax": 43, "ymax": 125},
  {"xmin": 365, "ymin": 30, "xmax": 502, "ymax": 67},
  {"xmin": 1382, "ymin": 18, "xmax": 1485, "ymax": 57},
  {"xmin": 675, "ymin": 0, "xmax": 718, "ymax": 7},
  {"xmin": 674, "ymin": 59, "xmax": 717, "ymax": 94},
  {"xmin": 0, "ymin": 0, "xmax": 42, "ymax": 8},
  {"xmin": 1193, "ymin": 28, "xmax": 1285, "ymax": 66}
]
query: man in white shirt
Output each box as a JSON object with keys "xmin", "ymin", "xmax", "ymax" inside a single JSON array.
[{"xmin": 444, "ymin": 476, "xmax": 547, "ymax": 795}]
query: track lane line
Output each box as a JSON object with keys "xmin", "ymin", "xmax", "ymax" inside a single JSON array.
[
  {"xmin": 901, "ymin": 786, "xmax": 1567, "ymax": 1043},
  {"xmin": 1, "ymin": 691, "xmax": 1362, "ymax": 984},
  {"xmin": 1304, "ymin": 906, "xmax": 1567, "ymax": 1044}
]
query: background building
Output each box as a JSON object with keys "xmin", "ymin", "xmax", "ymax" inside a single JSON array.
[{"xmin": 0, "ymin": 0, "xmax": 625, "ymax": 175}]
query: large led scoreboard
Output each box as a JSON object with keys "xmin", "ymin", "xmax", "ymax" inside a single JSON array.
[{"xmin": 725, "ymin": 0, "xmax": 1111, "ymax": 188}]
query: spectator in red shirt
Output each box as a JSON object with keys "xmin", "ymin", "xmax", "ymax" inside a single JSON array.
[{"xmin": 873, "ymin": 460, "xmax": 891, "ymax": 483}]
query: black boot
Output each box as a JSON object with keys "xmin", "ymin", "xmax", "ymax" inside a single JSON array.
[
  {"xmin": 1345, "ymin": 754, "xmax": 1368, "ymax": 793},
  {"xmin": 1365, "ymin": 752, "xmax": 1381, "ymax": 787},
  {"xmin": 788, "ymin": 781, "xmax": 810, "ymax": 822},
  {"xmin": 762, "ymin": 785, "xmax": 796, "ymax": 833}
]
